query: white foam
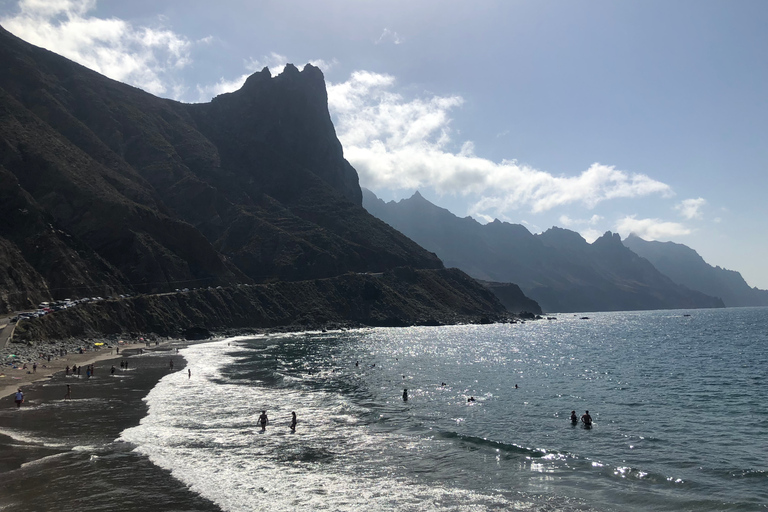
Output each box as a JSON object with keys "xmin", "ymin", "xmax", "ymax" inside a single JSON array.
[{"xmin": 120, "ymin": 338, "xmax": 527, "ymax": 512}]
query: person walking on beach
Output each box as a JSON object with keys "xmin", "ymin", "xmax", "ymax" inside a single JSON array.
[
  {"xmin": 14, "ymin": 389, "xmax": 23, "ymax": 408},
  {"xmin": 32, "ymin": 362, "xmax": 37, "ymax": 373},
  {"xmin": 258, "ymin": 410, "xmax": 269, "ymax": 431},
  {"xmin": 64, "ymin": 385, "xmax": 71, "ymax": 400}
]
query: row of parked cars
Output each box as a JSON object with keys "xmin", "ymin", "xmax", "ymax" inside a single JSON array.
[{"xmin": 12, "ymin": 297, "xmax": 111, "ymax": 322}]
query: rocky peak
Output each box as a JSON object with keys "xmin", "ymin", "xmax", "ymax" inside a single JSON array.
[{"xmin": 198, "ymin": 63, "xmax": 361, "ymax": 204}]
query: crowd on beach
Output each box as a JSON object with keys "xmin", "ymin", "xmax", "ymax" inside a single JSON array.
[
  {"xmin": 0, "ymin": 333, "xmax": 173, "ymax": 401},
  {"xmin": 2, "ymin": 338, "xmax": 106, "ymax": 375}
]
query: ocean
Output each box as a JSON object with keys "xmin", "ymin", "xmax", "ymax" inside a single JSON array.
[{"xmin": 1, "ymin": 307, "xmax": 766, "ymax": 511}]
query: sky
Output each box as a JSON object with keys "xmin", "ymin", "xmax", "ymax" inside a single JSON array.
[{"xmin": 1, "ymin": 0, "xmax": 766, "ymax": 288}]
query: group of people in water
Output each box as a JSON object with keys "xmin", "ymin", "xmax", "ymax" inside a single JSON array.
[
  {"xmin": 571, "ymin": 410, "xmax": 592, "ymax": 427},
  {"xmin": 257, "ymin": 410, "xmax": 298, "ymax": 432},
  {"xmin": 64, "ymin": 363, "xmax": 97, "ymax": 378},
  {"xmin": 402, "ymin": 379, "xmax": 594, "ymax": 428}
]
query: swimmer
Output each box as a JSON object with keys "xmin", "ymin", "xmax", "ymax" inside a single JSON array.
[{"xmin": 468, "ymin": 396, "xmax": 476, "ymax": 402}]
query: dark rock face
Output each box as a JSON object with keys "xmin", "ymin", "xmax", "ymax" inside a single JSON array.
[
  {"xmin": 623, "ymin": 234, "xmax": 768, "ymax": 307},
  {"xmin": 0, "ymin": 25, "xmax": 456, "ymax": 317},
  {"xmin": 363, "ymin": 189, "xmax": 725, "ymax": 313},
  {"xmin": 477, "ymin": 280, "xmax": 542, "ymax": 315},
  {"xmin": 183, "ymin": 327, "xmax": 212, "ymax": 340}
]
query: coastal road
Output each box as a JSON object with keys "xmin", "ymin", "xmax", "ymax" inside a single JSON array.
[{"xmin": 0, "ymin": 316, "xmax": 17, "ymax": 350}]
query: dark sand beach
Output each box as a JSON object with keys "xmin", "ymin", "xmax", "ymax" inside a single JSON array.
[{"xmin": 0, "ymin": 343, "xmax": 221, "ymax": 512}]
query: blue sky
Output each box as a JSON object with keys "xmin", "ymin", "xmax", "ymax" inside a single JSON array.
[{"xmin": 2, "ymin": 0, "xmax": 766, "ymax": 288}]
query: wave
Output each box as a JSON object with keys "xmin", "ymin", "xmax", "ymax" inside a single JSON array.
[{"xmin": 435, "ymin": 430, "xmax": 547, "ymax": 457}]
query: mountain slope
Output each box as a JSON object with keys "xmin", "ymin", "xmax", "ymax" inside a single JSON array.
[
  {"xmin": 623, "ymin": 234, "xmax": 768, "ymax": 307},
  {"xmin": 0, "ymin": 25, "xmax": 506, "ymax": 324},
  {"xmin": 363, "ymin": 189, "xmax": 724, "ymax": 313}
]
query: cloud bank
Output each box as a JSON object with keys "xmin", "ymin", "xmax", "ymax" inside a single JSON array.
[
  {"xmin": 615, "ymin": 216, "xmax": 691, "ymax": 240},
  {"xmin": 327, "ymin": 71, "xmax": 673, "ymax": 220},
  {"xmin": 0, "ymin": 0, "xmax": 193, "ymax": 97}
]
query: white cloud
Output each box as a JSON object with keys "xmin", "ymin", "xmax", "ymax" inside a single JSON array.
[
  {"xmin": 580, "ymin": 229, "xmax": 602, "ymax": 243},
  {"xmin": 376, "ymin": 28, "xmax": 403, "ymax": 45},
  {"xmin": 328, "ymin": 71, "xmax": 673, "ymax": 220},
  {"xmin": 559, "ymin": 214, "xmax": 602, "ymax": 227},
  {"xmin": 1, "ymin": 0, "xmax": 193, "ymax": 97},
  {"xmin": 675, "ymin": 197, "xmax": 706, "ymax": 220},
  {"xmin": 615, "ymin": 215, "xmax": 691, "ymax": 240}
]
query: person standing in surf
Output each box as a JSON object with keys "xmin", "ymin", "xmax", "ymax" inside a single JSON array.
[
  {"xmin": 570, "ymin": 410, "xmax": 578, "ymax": 424},
  {"xmin": 290, "ymin": 411, "xmax": 297, "ymax": 432},
  {"xmin": 259, "ymin": 410, "xmax": 269, "ymax": 431},
  {"xmin": 581, "ymin": 410, "xmax": 593, "ymax": 427},
  {"xmin": 14, "ymin": 388, "xmax": 23, "ymax": 408}
]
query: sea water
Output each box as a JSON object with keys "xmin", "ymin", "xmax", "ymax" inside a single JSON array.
[{"xmin": 119, "ymin": 307, "xmax": 767, "ymax": 511}]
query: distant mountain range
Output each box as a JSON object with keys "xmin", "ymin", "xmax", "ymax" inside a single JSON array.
[
  {"xmin": 363, "ymin": 189, "xmax": 731, "ymax": 313},
  {"xmin": 623, "ymin": 235, "xmax": 768, "ymax": 307}
]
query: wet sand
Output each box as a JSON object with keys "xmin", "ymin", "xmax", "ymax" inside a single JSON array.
[{"xmin": 0, "ymin": 340, "xmax": 222, "ymax": 511}]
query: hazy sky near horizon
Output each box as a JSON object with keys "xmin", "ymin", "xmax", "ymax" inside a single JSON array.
[{"xmin": 1, "ymin": 0, "xmax": 766, "ymax": 288}]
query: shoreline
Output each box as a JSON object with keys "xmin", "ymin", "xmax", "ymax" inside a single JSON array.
[{"xmin": 0, "ymin": 338, "xmax": 224, "ymax": 511}]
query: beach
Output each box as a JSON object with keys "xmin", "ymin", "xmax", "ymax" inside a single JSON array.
[
  {"xmin": 1, "ymin": 338, "xmax": 163, "ymax": 399},
  {"xmin": 0, "ymin": 336, "xmax": 222, "ymax": 511}
]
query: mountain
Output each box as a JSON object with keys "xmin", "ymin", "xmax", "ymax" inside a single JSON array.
[
  {"xmin": 623, "ymin": 234, "xmax": 768, "ymax": 307},
  {"xmin": 0, "ymin": 25, "xmax": 508, "ymax": 327},
  {"xmin": 363, "ymin": 189, "xmax": 725, "ymax": 313}
]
